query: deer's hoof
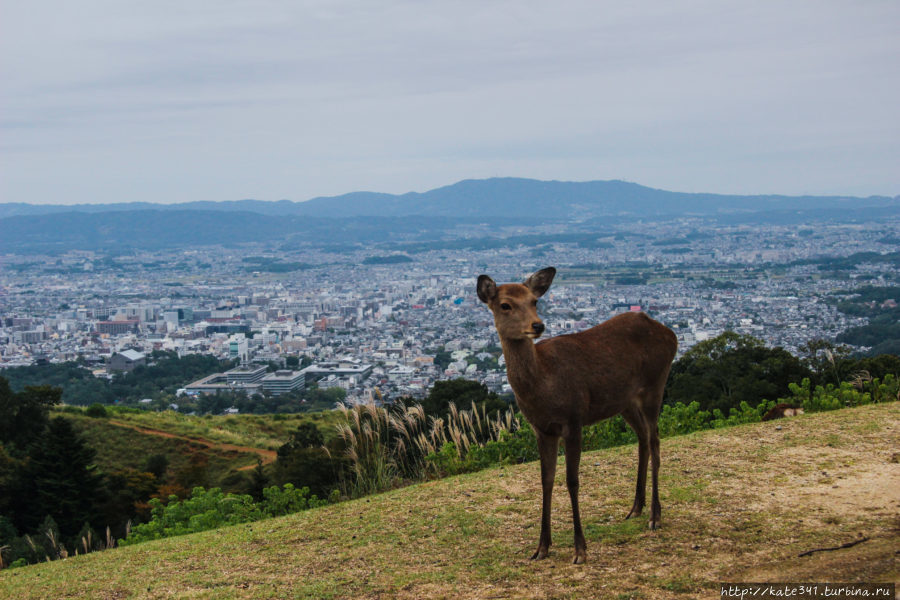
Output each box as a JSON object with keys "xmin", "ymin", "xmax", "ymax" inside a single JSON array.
[
  {"xmin": 625, "ymin": 507, "xmax": 642, "ymax": 520},
  {"xmin": 530, "ymin": 547, "xmax": 550, "ymax": 560},
  {"xmin": 573, "ymin": 552, "xmax": 586, "ymax": 565},
  {"xmin": 648, "ymin": 519, "xmax": 660, "ymax": 530}
]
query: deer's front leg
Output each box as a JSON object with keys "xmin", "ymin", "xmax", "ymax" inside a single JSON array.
[
  {"xmin": 564, "ymin": 428, "xmax": 587, "ymax": 564},
  {"xmin": 531, "ymin": 431, "xmax": 559, "ymax": 560}
]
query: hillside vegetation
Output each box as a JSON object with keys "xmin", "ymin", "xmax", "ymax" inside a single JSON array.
[
  {"xmin": 59, "ymin": 407, "xmax": 343, "ymax": 481},
  {"xmin": 2, "ymin": 403, "xmax": 897, "ymax": 599}
]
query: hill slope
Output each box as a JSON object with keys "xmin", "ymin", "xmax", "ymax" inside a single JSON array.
[
  {"xmin": 59, "ymin": 408, "xmax": 342, "ymax": 478},
  {"xmin": 2, "ymin": 404, "xmax": 897, "ymax": 599}
]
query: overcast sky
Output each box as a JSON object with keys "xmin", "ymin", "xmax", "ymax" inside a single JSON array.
[{"xmin": 1, "ymin": 1, "xmax": 897, "ymax": 205}]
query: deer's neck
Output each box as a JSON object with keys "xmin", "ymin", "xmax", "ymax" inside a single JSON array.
[{"xmin": 501, "ymin": 337, "xmax": 544, "ymax": 402}]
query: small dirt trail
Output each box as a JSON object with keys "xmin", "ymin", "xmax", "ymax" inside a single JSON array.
[{"xmin": 108, "ymin": 419, "xmax": 277, "ymax": 470}]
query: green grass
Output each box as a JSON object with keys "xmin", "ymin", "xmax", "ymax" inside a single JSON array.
[
  {"xmin": 70, "ymin": 407, "xmax": 344, "ymax": 450},
  {"xmin": 54, "ymin": 407, "xmax": 344, "ymax": 486},
  {"xmin": 4, "ymin": 403, "xmax": 898, "ymax": 599},
  {"xmin": 67, "ymin": 413, "xmax": 257, "ymax": 480}
]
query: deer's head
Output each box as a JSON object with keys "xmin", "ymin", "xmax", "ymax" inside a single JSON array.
[{"xmin": 477, "ymin": 267, "xmax": 556, "ymax": 341}]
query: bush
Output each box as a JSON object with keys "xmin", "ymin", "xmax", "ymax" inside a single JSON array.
[
  {"xmin": 779, "ymin": 378, "xmax": 871, "ymax": 412},
  {"xmin": 583, "ymin": 415, "xmax": 637, "ymax": 449},
  {"xmin": 710, "ymin": 400, "xmax": 774, "ymax": 428},
  {"xmin": 85, "ymin": 403, "xmax": 108, "ymax": 418},
  {"xmin": 426, "ymin": 423, "xmax": 540, "ymax": 477},
  {"xmin": 658, "ymin": 402, "xmax": 712, "ymax": 437},
  {"xmin": 119, "ymin": 484, "xmax": 328, "ymax": 546}
]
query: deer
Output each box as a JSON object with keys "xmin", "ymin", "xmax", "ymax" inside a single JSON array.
[{"xmin": 476, "ymin": 267, "xmax": 677, "ymax": 564}]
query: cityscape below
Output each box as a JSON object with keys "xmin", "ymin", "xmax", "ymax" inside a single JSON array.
[{"xmin": 2, "ymin": 202, "xmax": 897, "ymax": 410}]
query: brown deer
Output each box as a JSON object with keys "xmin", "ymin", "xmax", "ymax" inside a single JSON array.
[{"xmin": 477, "ymin": 267, "xmax": 677, "ymax": 564}]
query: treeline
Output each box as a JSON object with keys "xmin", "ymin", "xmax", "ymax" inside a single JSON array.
[
  {"xmin": 792, "ymin": 251, "xmax": 900, "ymax": 272},
  {"xmin": 832, "ymin": 286, "xmax": 900, "ymax": 355},
  {"xmin": 0, "ymin": 352, "xmax": 346, "ymax": 415},
  {"xmin": 170, "ymin": 386, "xmax": 347, "ymax": 415},
  {"xmin": 0, "ymin": 382, "xmax": 155, "ymax": 568},
  {"xmin": 0, "ymin": 377, "xmax": 345, "ymax": 569},
  {"xmin": 1, "ymin": 352, "xmax": 229, "ymax": 406}
]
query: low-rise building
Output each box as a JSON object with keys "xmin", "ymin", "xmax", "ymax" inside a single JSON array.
[
  {"xmin": 108, "ymin": 349, "xmax": 146, "ymax": 372},
  {"xmin": 261, "ymin": 370, "xmax": 305, "ymax": 396}
]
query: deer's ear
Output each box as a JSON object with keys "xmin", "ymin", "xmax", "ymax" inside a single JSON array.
[
  {"xmin": 524, "ymin": 267, "xmax": 556, "ymax": 298},
  {"xmin": 476, "ymin": 275, "xmax": 497, "ymax": 304}
]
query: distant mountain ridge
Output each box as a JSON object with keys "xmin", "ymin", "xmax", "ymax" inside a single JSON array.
[
  {"xmin": 2, "ymin": 178, "xmax": 898, "ymax": 253},
  {"xmin": 2, "ymin": 177, "xmax": 896, "ymax": 220},
  {"xmin": 297, "ymin": 178, "xmax": 898, "ymax": 219}
]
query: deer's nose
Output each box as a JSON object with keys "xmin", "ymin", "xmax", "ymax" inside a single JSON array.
[{"xmin": 532, "ymin": 322, "xmax": 545, "ymax": 335}]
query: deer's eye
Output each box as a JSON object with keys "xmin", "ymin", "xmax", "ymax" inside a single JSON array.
[{"xmin": 500, "ymin": 303, "xmax": 512, "ymax": 311}]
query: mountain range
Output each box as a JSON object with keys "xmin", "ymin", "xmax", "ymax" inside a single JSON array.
[{"xmin": 1, "ymin": 178, "xmax": 897, "ymax": 253}]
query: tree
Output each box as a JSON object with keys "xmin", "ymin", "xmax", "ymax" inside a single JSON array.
[
  {"xmin": 274, "ymin": 423, "xmax": 341, "ymax": 498},
  {"xmin": 86, "ymin": 403, "xmax": 108, "ymax": 418},
  {"xmin": 174, "ymin": 453, "xmax": 210, "ymax": 490},
  {"xmin": 10, "ymin": 417, "xmax": 105, "ymax": 538},
  {"xmin": 0, "ymin": 379, "xmax": 61, "ymax": 454},
  {"xmin": 278, "ymin": 423, "xmax": 324, "ymax": 455},
  {"xmin": 248, "ymin": 459, "xmax": 270, "ymax": 501},
  {"xmin": 0, "ymin": 444, "xmax": 19, "ymax": 515},
  {"xmin": 102, "ymin": 468, "xmax": 158, "ymax": 527},
  {"xmin": 666, "ymin": 332, "xmax": 811, "ymax": 413},
  {"xmin": 850, "ymin": 353, "xmax": 900, "ymax": 380},
  {"xmin": 143, "ymin": 454, "xmax": 169, "ymax": 480},
  {"xmin": 432, "ymin": 349, "xmax": 453, "ymax": 371},
  {"xmin": 420, "ymin": 379, "xmax": 506, "ymax": 418},
  {"xmin": 798, "ymin": 339, "xmax": 853, "ymax": 386}
]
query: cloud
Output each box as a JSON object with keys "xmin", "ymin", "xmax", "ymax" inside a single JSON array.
[{"xmin": 1, "ymin": 0, "xmax": 898, "ymax": 203}]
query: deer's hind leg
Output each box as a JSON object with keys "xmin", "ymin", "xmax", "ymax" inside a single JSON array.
[
  {"xmin": 622, "ymin": 408, "xmax": 649, "ymax": 520},
  {"xmin": 644, "ymin": 382, "xmax": 666, "ymax": 530},
  {"xmin": 647, "ymin": 415, "xmax": 662, "ymax": 530}
]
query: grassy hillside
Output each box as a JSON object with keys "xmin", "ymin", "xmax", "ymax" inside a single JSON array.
[
  {"xmin": 3, "ymin": 404, "xmax": 897, "ymax": 599},
  {"xmin": 57, "ymin": 408, "xmax": 343, "ymax": 481},
  {"xmin": 60, "ymin": 407, "xmax": 343, "ymax": 450}
]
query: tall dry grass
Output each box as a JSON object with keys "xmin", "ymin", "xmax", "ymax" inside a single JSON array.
[{"xmin": 335, "ymin": 400, "xmax": 519, "ymax": 497}]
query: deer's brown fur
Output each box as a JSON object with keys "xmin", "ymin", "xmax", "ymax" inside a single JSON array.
[{"xmin": 477, "ymin": 267, "xmax": 677, "ymax": 564}]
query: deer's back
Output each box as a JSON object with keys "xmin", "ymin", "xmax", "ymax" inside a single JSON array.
[{"xmin": 534, "ymin": 312, "xmax": 677, "ymax": 422}]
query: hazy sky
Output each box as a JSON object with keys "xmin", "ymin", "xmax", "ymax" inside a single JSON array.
[{"xmin": 2, "ymin": 1, "xmax": 898, "ymax": 205}]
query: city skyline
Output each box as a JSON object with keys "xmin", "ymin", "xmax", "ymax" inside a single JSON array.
[
  {"xmin": 2, "ymin": 215, "xmax": 895, "ymax": 406},
  {"xmin": 2, "ymin": 1, "xmax": 898, "ymax": 206}
]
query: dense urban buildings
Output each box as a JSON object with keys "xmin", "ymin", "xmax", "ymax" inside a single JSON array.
[{"xmin": 1, "ymin": 218, "xmax": 896, "ymax": 408}]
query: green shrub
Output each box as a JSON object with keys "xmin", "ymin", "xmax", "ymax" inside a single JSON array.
[
  {"xmin": 424, "ymin": 415, "xmax": 538, "ymax": 477},
  {"xmin": 658, "ymin": 401, "xmax": 712, "ymax": 437},
  {"xmin": 710, "ymin": 400, "xmax": 774, "ymax": 428},
  {"xmin": 119, "ymin": 484, "xmax": 327, "ymax": 546},
  {"xmin": 425, "ymin": 442, "xmax": 467, "ymax": 476},
  {"xmin": 780, "ymin": 378, "xmax": 872, "ymax": 412},
  {"xmin": 260, "ymin": 483, "xmax": 326, "ymax": 516},
  {"xmin": 583, "ymin": 415, "xmax": 637, "ymax": 449},
  {"xmin": 85, "ymin": 403, "xmax": 108, "ymax": 418}
]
